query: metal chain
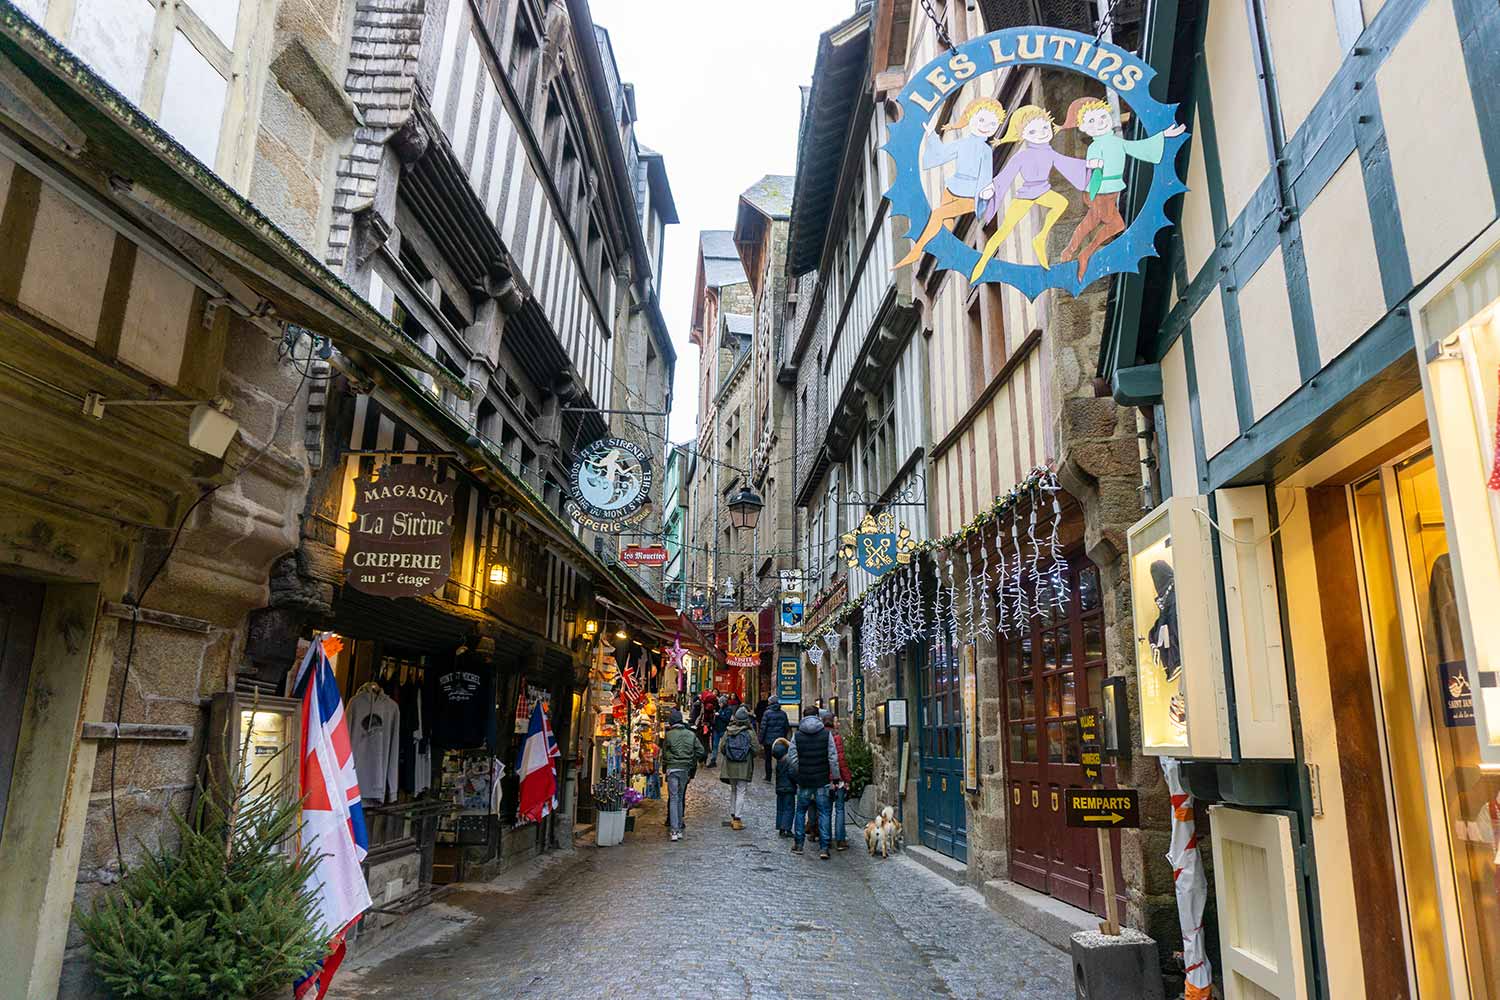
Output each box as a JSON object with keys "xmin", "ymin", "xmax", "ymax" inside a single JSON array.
[
  {"xmin": 920, "ymin": 0, "xmax": 956, "ymax": 52},
  {"xmin": 1094, "ymin": 0, "xmax": 1125, "ymax": 43}
]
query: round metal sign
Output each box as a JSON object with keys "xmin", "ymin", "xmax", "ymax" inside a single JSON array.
[
  {"xmin": 565, "ymin": 437, "xmax": 653, "ymax": 532},
  {"xmin": 883, "ymin": 27, "xmax": 1189, "ymax": 299}
]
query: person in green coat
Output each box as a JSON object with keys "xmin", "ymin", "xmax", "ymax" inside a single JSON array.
[
  {"xmin": 717, "ymin": 706, "xmax": 762, "ymax": 830},
  {"xmin": 661, "ymin": 710, "xmax": 706, "ymax": 842}
]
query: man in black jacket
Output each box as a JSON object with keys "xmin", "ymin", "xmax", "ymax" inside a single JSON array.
[
  {"xmin": 784, "ymin": 707, "xmax": 839, "ymax": 859},
  {"xmin": 757, "ymin": 695, "xmax": 790, "ymax": 781}
]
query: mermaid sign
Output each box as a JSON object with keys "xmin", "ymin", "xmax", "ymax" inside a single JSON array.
[{"xmin": 885, "ymin": 28, "xmax": 1188, "ymax": 299}]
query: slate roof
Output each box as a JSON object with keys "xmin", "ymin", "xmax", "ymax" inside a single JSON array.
[
  {"xmin": 700, "ymin": 229, "xmax": 748, "ymax": 289},
  {"xmin": 739, "ymin": 174, "xmax": 795, "ymax": 220}
]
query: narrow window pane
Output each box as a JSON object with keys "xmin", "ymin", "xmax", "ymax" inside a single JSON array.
[
  {"xmin": 1047, "ymin": 722, "xmax": 1063, "ymax": 763},
  {"xmin": 187, "ymin": 0, "xmax": 239, "ymax": 44},
  {"xmin": 1061, "ymin": 673, "xmax": 1076, "ymax": 716},
  {"xmin": 1009, "ymin": 723, "xmax": 1024, "ymax": 762},
  {"xmin": 1022, "ymin": 722, "xmax": 1037, "ymax": 762},
  {"xmin": 70, "ymin": 0, "xmax": 155, "ymax": 103},
  {"xmin": 1045, "ymin": 675, "xmax": 1061, "ymax": 717},
  {"xmin": 1084, "ymin": 617, "xmax": 1105, "ymax": 661},
  {"xmin": 159, "ymin": 32, "xmax": 227, "ymax": 167},
  {"xmin": 1063, "ymin": 719, "xmax": 1081, "ymax": 763}
]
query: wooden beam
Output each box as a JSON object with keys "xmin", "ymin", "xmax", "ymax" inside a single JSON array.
[
  {"xmin": 81, "ymin": 722, "xmax": 194, "ymax": 743},
  {"xmin": 102, "ymin": 602, "xmax": 213, "ymax": 633}
]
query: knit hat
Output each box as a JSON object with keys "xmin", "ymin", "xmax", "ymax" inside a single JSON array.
[
  {"xmin": 669, "ymin": 710, "xmax": 683, "ymax": 725},
  {"xmin": 820, "ymin": 708, "xmax": 834, "ymax": 722},
  {"xmin": 768, "ymin": 694, "xmax": 780, "ymax": 706},
  {"xmin": 734, "ymin": 705, "xmax": 751, "ymax": 722}
]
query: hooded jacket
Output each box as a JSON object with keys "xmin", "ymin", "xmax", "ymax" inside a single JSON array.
[
  {"xmin": 785, "ymin": 715, "xmax": 839, "ymax": 788},
  {"xmin": 717, "ymin": 711, "xmax": 762, "ymax": 783},
  {"xmin": 771, "ymin": 740, "xmax": 797, "ymax": 795},
  {"xmin": 758, "ymin": 698, "xmax": 790, "ymax": 745}
]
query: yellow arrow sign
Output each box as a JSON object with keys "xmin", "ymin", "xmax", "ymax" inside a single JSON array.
[{"xmin": 1083, "ymin": 813, "xmax": 1124, "ymax": 824}]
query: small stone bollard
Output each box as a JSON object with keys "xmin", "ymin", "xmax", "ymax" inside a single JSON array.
[{"xmin": 1070, "ymin": 928, "xmax": 1165, "ymax": 1000}]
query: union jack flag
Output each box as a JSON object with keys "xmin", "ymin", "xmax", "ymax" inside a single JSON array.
[{"xmin": 293, "ymin": 635, "xmax": 372, "ymax": 999}]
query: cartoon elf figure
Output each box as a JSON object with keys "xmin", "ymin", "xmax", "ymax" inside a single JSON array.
[
  {"xmin": 969, "ymin": 105, "xmax": 1090, "ymax": 280},
  {"xmin": 1059, "ymin": 96, "xmax": 1187, "ymax": 281},
  {"xmin": 891, "ymin": 97, "xmax": 1006, "ymax": 270}
]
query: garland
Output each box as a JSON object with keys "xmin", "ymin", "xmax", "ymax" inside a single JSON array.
[{"xmin": 802, "ymin": 465, "xmax": 1064, "ymax": 649}]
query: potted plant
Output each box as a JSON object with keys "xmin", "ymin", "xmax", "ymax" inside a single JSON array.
[
  {"xmin": 594, "ymin": 775, "xmax": 626, "ymax": 846},
  {"xmin": 77, "ymin": 737, "xmax": 326, "ymax": 999}
]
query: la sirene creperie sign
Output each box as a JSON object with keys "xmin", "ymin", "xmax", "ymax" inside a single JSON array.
[{"xmin": 344, "ymin": 462, "xmax": 454, "ymax": 598}]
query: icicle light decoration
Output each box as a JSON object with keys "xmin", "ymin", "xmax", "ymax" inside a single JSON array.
[
  {"xmin": 963, "ymin": 548, "xmax": 979, "ymax": 646},
  {"xmin": 994, "ymin": 520, "xmax": 1012, "ymax": 636},
  {"xmin": 944, "ymin": 551, "xmax": 961, "ymax": 643},
  {"xmin": 1045, "ymin": 474, "xmax": 1070, "ymax": 613},
  {"xmin": 1011, "ymin": 516, "xmax": 1029, "ymax": 623},
  {"xmin": 861, "ymin": 607, "xmax": 877, "ymax": 675},
  {"xmin": 977, "ymin": 531, "xmax": 995, "ymax": 641},
  {"xmin": 1027, "ymin": 502, "xmax": 1044, "ymax": 619}
]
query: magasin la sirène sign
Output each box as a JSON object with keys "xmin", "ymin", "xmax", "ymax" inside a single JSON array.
[{"xmin": 344, "ymin": 462, "xmax": 454, "ymax": 598}]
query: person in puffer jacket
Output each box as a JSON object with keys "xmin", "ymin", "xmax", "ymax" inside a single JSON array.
[
  {"xmin": 758, "ymin": 695, "xmax": 790, "ymax": 781},
  {"xmin": 784, "ymin": 708, "xmax": 839, "ymax": 858}
]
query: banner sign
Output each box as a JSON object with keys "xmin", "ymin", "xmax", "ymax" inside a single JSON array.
[
  {"xmin": 840, "ymin": 511, "xmax": 916, "ymax": 578},
  {"xmin": 1064, "ymin": 788, "xmax": 1141, "ymax": 829},
  {"xmin": 1080, "ymin": 708, "xmax": 1103, "ymax": 783},
  {"xmin": 778, "ymin": 656, "xmax": 802, "ymax": 707},
  {"xmin": 780, "ymin": 589, "xmax": 805, "ymax": 639},
  {"xmin": 620, "ymin": 545, "xmax": 669, "ymax": 567},
  {"xmin": 726, "ymin": 611, "xmax": 759, "ymax": 668},
  {"xmin": 344, "ymin": 462, "xmax": 453, "ymax": 598},
  {"xmin": 852, "ymin": 674, "xmax": 865, "ymax": 724},
  {"xmin": 885, "ymin": 27, "xmax": 1188, "ymax": 299},
  {"xmin": 961, "ymin": 644, "xmax": 979, "ymax": 792},
  {"xmin": 565, "ymin": 437, "xmax": 652, "ymax": 532}
]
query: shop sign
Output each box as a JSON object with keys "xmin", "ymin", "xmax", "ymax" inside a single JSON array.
[
  {"xmin": 620, "ymin": 545, "xmax": 669, "ymax": 567},
  {"xmin": 852, "ymin": 674, "xmax": 865, "ymax": 724},
  {"xmin": 1064, "ymin": 788, "xmax": 1140, "ymax": 829},
  {"xmin": 1442, "ymin": 662, "xmax": 1476, "ymax": 727},
  {"xmin": 726, "ymin": 611, "xmax": 759, "ymax": 668},
  {"xmin": 961, "ymin": 645, "xmax": 978, "ymax": 793},
  {"xmin": 885, "ymin": 27, "xmax": 1188, "ymax": 299},
  {"xmin": 344, "ymin": 462, "xmax": 453, "ymax": 598},
  {"xmin": 1080, "ymin": 708, "xmax": 1102, "ymax": 784},
  {"xmin": 839, "ymin": 511, "xmax": 916, "ymax": 578},
  {"xmin": 778, "ymin": 655, "xmax": 801, "ymax": 707},
  {"xmin": 805, "ymin": 579, "xmax": 848, "ymax": 635},
  {"xmin": 565, "ymin": 437, "xmax": 653, "ymax": 533},
  {"xmin": 780, "ymin": 589, "xmax": 805, "ymax": 639}
]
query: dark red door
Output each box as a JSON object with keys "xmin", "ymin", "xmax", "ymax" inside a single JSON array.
[
  {"xmin": 1000, "ymin": 555, "xmax": 1122, "ymax": 915},
  {"xmin": 0, "ymin": 579, "xmax": 43, "ymax": 838}
]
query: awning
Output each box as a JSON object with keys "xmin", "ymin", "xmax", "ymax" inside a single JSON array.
[{"xmin": 0, "ymin": 4, "xmax": 467, "ymax": 398}]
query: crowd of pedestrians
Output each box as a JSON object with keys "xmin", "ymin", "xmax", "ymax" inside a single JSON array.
[{"xmin": 662, "ymin": 691, "xmax": 851, "ymax": 861}]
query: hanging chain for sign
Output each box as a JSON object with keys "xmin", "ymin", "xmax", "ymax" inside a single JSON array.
[
  {"xmin": 1094, "ymin": 0, "xmax": 1126, "ymax": 42},
  {"xmin": 919, "ymin": 0, "xmax": 955, "ymax": 52}
]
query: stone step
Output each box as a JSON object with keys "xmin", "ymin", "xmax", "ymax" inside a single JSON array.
[
  {"xmin": 905, "ymin": 844, "xmax": 968, "ymax": 886},
  {"xmin": 982, "ymin": 878, "xmax": 1099, "ymax": 953}
]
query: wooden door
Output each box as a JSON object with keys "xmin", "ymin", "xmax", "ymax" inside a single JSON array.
[
  {"xmin": 0, "ymin": 579, "xmax": 43, "ymax": 838},
  {"xmin": 918, "ymin": 640, "xmax": 968, "ymax": 861},
  {"xmin": 1001, "ymin": 555, "xmax": 1120, "ymax": 914}
]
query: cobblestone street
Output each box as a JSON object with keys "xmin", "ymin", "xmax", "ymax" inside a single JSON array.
[{"xmin": 331, "ymin": 777, "xmax": 1073, "ymax": 999}]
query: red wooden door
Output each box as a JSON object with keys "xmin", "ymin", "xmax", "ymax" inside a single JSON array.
[{"xmin": 1000, "ymin": 556, "xmax": 1121, "ymax": 915}]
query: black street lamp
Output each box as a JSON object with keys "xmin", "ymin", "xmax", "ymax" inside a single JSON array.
[{"xmin": 726, "ymin": 485, "xmax": 764, "ymax": 531}]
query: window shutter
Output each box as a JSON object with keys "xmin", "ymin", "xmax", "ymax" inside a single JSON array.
[{"xmin": 1209, "ymin": 806, "xmax": 1310, "ymax": 999}]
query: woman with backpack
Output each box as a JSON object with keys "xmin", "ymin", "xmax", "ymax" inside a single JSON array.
[{"xmin": 717, "ymin": 705, "xmax": 761, "ymax": 830}]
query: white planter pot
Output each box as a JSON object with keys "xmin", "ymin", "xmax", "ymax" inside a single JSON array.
[{"xmin": 596, "ymin": 809, "xmax": 626, "ymax": 847}]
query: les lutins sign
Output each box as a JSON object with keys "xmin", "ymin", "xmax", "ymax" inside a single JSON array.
[
  {"xmin": 344, "ymin": 463, "xmax": 454, "ymax": 598},
  {"xmin": 885, "ymin": 27, "xmax": 1188, "ymax": 299}
]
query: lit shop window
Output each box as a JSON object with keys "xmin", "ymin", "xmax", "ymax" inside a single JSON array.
[
  {"xmin": 1416, "ymin": 228, "xmax": 1500, "ymax": 768},
  {"xmin": 61, "ymin": 0, "xmax": 259, "ymax": 186}
]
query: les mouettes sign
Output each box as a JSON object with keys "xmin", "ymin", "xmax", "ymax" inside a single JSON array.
[
  {"xmin": 566, "ymin": 437, "xmax": 653, "ymax": 533},
  {"xmin": 344, "ymin": 463, "xmax": 454, "ymax": 598}
]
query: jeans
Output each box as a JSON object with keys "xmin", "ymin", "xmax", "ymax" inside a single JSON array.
[
  {"xmin": 775, "ymin": 791, "xmax": 795, "ymax": 832},
  {"xmin": 794, "ymin": 785, "xmax": 832, "ymax": 850},
  {"xmin": 729, "ymin": 779, "xmax": 749, "ymax": 818},
  {"xmin": 710, "ymin": 730, "xmax": 723, "ymax": 760},
  {"xmin": 666, "ymin": 769, "xmax": 689, "ymax": 833},
  {"xmin": 831, "ymin": 786, "xmax": 847, "ymax": 843},
  {"xmin": 763, "ymin": 745, "xmax": 774, "ymax": 781}
]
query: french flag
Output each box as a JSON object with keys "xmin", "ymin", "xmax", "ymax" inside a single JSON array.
[
  {"xmin": 516, "ymin": 701, "xmax": 560, "ymax": 824},
  {"xmin": 293, "ymin": 635, "xmax": 373, "ymax": 999}
]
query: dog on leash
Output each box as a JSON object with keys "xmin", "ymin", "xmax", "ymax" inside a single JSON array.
[{"xmin": 863, "ymin": 805, "xmax": 904, "ymax": 858}]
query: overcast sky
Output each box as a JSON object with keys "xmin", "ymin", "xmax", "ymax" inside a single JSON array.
[{"xmin": 591, "ymin": 0, "xmax": 854, "ymax": 443}]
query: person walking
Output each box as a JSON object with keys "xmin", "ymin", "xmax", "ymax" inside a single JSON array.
[
  {"xmin": 823, "ymin": 708, "xmax": 852, "ymax": 851},
  {"xmin": 758, "ymin": 695, "xmax": 790, "ymax": 781},
  {"xmin": 771, "ymin": 738, "xmax": 796, "ymax": 837},
  {"xmin": 693, "ymin": 689, "xmax": 717, "ymax": 764},
  {"xmin": 784, "ymin": 705, "xmax": 839, "ymax": 859},
  {"xmin": 661, "ymin": 709, "xmax": 706, "ymax": 842},
  {"xmin": 710, "ymin": 695, "xmax": 731, "ymax": 765},
  {"xmin": 717, "ymin": 705, "xmax": 761, "ymax": 830}
]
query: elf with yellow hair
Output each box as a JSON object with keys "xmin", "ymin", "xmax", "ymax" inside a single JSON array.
[
  {"xmin": 1059, "ymin": 96, "xmax": 1186, "ymax": 281},
  {"xmin": 969, "ymin": 104, "xmax": 1090, "ymax": 280},
  {"xmin": 892, "ymin": 97, "xmax": 1006, "ymax": 270}
]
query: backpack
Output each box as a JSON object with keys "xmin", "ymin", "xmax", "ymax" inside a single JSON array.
[{"xmin": 724, "ymin": 729, "xmax": 752, "ymax": 763}]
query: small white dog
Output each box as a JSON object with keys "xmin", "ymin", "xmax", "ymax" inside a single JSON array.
[{"xmin": 864, "ymin": 805, "xmax": 904, "ymax": 858}]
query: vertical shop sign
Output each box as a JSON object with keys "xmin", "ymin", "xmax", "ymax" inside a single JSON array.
[
  {"xmin": 852, "ymin": 674, "xmax": 866, "ymax": 724},
  {"xmin": 344, "ymin": 463, "xmax": 453, "ymax": 597},
  {"xmin": 1442, "ymin": 662, "xmax": 1476, "ymax": 727},
  {"xmin": 1080, "ymin": 708, "xmax": 1103, "ymax": 783},
  {"xmin": 777, "ymin": 655, "xmax": 802, "ymax": 707},
  {"xmin": 961, "ymin": 644, "xmax": 978, "ymax": 793},
  {"xmin": 727, "ymin": 611, "xmax": 759, "ymax": 668}
]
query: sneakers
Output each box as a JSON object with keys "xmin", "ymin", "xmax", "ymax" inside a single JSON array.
[
  {"xmin": 834, "ymin": 840, "xmax": 848, "ymax": 852},
  {"xmin": 670, "ymin": 830, "xmax": 681, "ymax": 842},
  {"xmin": 791, "ymin": 842, "xmax": 804, "ymax": 854},
  {"xmin": 819, "ymin": 848, "xmax": 831, "ymax": 860},
  {"xmin": 731, "ymin": 817, "xmax": 744, "ymax": 831}
]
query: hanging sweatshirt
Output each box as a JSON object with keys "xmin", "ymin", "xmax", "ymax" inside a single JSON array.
[{"xmin": 349, "ymin": 687, "xmax": 401, "ymax": 803}]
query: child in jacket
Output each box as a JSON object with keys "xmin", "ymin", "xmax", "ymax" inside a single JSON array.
[{"xmin": 772, "ymin": 738, "xmax": 796, "ymax": 837}]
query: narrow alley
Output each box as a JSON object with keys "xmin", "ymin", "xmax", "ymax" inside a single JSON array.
[{"xmin": 330, "ymin": 778, "xmax": 1073, "ymax": 1000}]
